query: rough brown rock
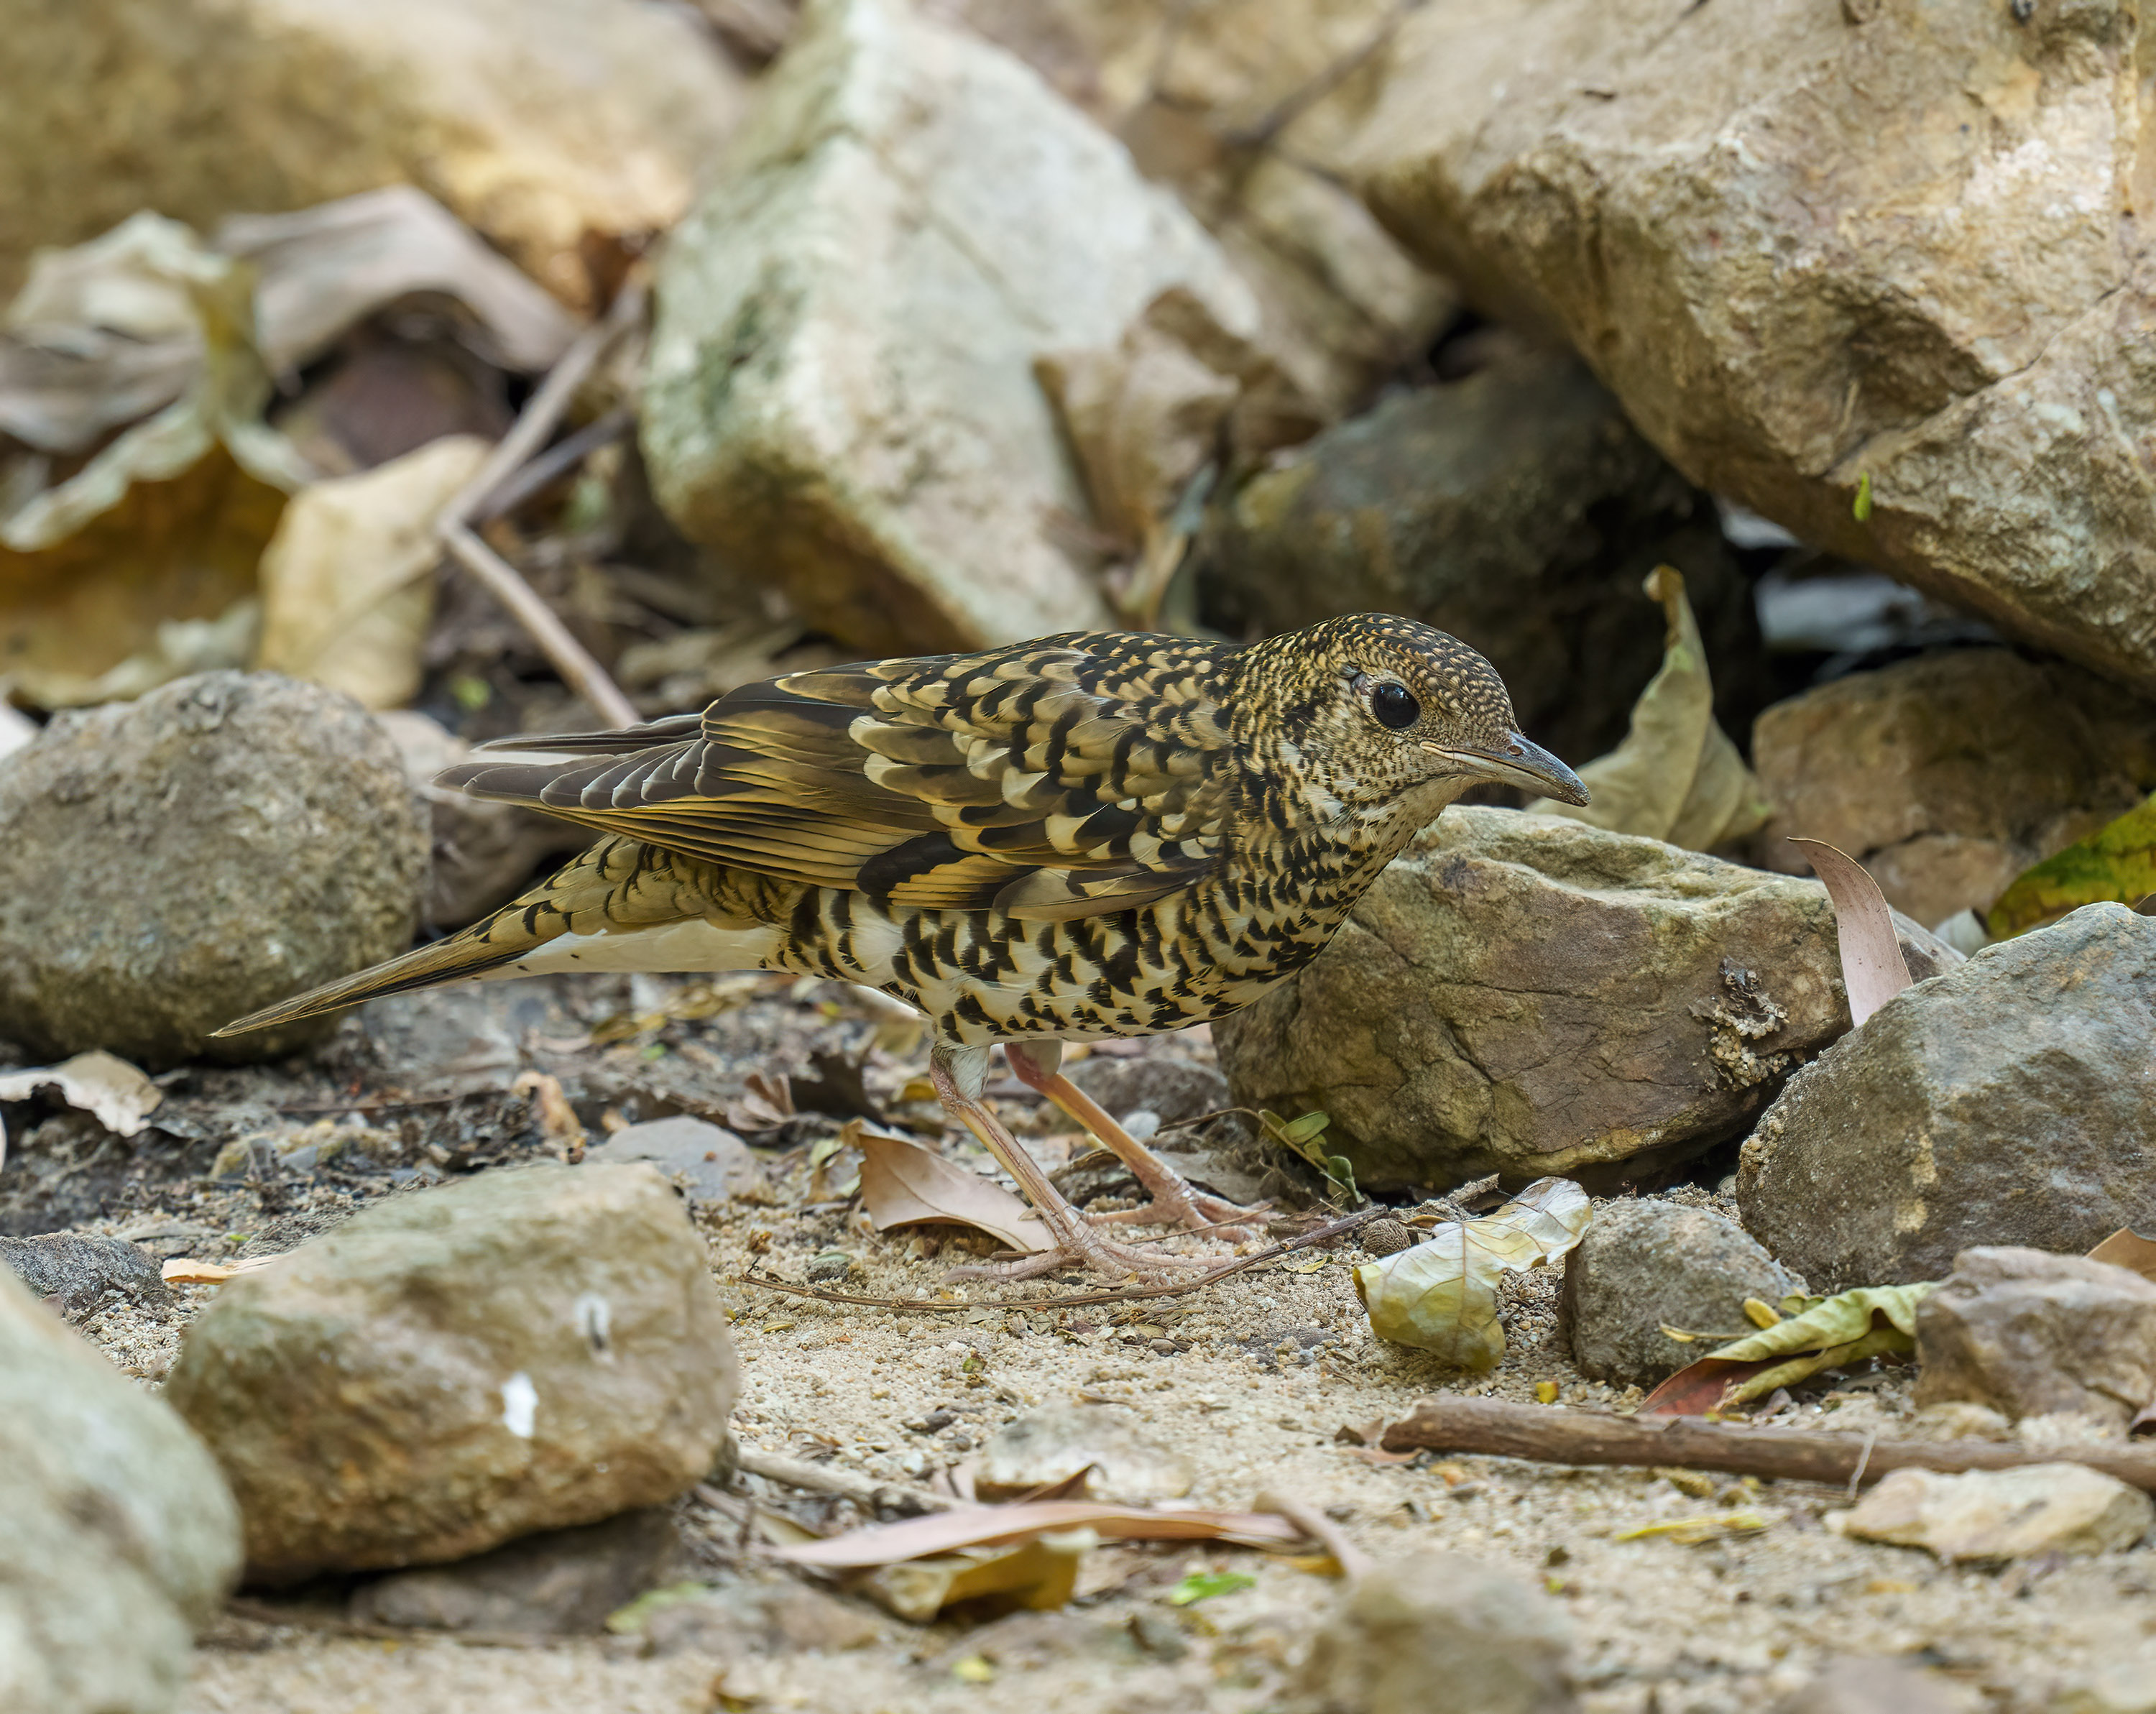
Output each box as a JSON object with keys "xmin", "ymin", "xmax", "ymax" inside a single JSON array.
[
  {"xmin": 0, "ymin": 1265, "xmax": 241, "ymax": 1713},
  {"xmin": 1352, "ymin": 0, "xmax": 2156, "ymax": 694},
  {"xmin": 1558, "ymin": 1200, "xmax": 1805, "ymax": 1386},
  {"xmin": 0, "ymin": 671, "xmax": 428, "ymax": 1067},
  {"xmin": 642, "ymin": 0, "xmax": 1257, "ymax": 655},
  {"xmin": 1737, "ymin": 906, "xmax": 2156, "ymax": 1289},
  {"xmin": 1289, "ymin": 1551, "xmax": 1577, "ymax": 1714},
  {"xmin": 1751, "ymin": 650, "xmax": 2156, "ymax": 926},
  {"xmin": 0, "ymin": 1232, "xmax": 171, "ymax": 1316},
  {"xmin": 1198, "ymin": 349, "xmax": 1756, "ymax": 762},
  {"xmin": 164, "ymin": 1163, "xmax": 737, "ymax": 1585},
  {"xmin": 1914, "ymin": 1248, "xmax": 2156, "ymax": 1432},
  {"xmin": 1215, "ymin": 808, "xmax": 1958, "ymax": 1192},
  {"xmin": 0, "ymin": 0, "xmax": 750, "ymax": 307}
]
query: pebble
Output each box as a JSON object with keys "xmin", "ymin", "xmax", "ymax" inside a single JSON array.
[{"xmin": 973, "ymin": 1397, "xmax": 1194, "ymax": 1504}]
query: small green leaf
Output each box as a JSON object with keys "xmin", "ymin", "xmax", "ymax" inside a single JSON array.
[
  {"xmin": 450, "ymin": 672, "xmax": 492, "ymax": 711},
  {"xmin": 1853, "ymin": 471, "xmax": 1873, "ymax": 522},
  {"xmin": 640, "ymin": 1042, "xmax": 668, "ymax": 1061},
  {"xmin": 1168, "ymin": 1570, "xmax": 1256, "ymax": 1606},
  {"xmin": 1281, "ymin": 1112, "xmax": 1330, "ymax": 1145},
  {"xmin": 1987, "ymin": 791, "xmax": 2156, "ymax": 939}
]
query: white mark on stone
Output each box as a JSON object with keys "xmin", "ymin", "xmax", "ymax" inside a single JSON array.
[{"xmin": 500, "ymin": 1371, "xmax": 538, "ymax": 1438}]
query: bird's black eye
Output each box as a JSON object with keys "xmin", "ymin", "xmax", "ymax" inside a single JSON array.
[{"xmin": 1369, "ymin": 681, "xmax": 1420, "ymax": 730}]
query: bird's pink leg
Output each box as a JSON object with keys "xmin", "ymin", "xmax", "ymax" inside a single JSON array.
[
  {"xmin": 1003, "ymin": 1043, "xmax": 1268, "ymax": 1242},
  {"xmin": 927, "ymin": 1049, "xmax": 1211, "ymax": 1284}
]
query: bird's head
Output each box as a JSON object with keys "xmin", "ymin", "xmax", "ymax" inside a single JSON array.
[{"xmin": 1234, "ymin": 614, "xmax": 1590, "ymax": 837}]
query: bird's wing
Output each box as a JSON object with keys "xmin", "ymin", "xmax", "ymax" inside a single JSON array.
[{"xmin": 441, "ymin": 632, "xmax": 1241, "ymax": 921}]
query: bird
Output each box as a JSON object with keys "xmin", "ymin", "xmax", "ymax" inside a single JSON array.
[{"xmin": 218, "ymin": 614, "xmax": 1588, "ymax": 1281}]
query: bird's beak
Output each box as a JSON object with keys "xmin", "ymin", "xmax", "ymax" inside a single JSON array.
[{"xmin": 1422, "ymin": 734, "xmax": 1591, "ymax": 806}]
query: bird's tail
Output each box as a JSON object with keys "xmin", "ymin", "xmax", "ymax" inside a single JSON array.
[{"xmin": 214, "ymin": 837, "xmax": 678, "ymax": 1037}]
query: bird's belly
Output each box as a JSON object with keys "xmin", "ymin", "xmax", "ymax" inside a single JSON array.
[{"xmin": 496, "ymin": 916, "xmax": 786, "ymax": 977}]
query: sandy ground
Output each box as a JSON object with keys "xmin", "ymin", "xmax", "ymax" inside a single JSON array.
[{"xmin": 12, "ymin": 979, "xmax": 2147, "ymax": 1714}]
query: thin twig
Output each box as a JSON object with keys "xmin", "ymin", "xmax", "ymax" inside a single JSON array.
[
  {"xmin": 476, "ymin": 404, "xmax": 635, "ymax": 524},
  {"xmin": 735, "ymin": 1446, "xmax": 957, "ymax": 1514},
  {"xmin": 737, "ymin": 1207, "xmax": 1386, "ymax": 1313},
  {"xmin": 440, "ymin": 523, "xmax": 638, "ymax": 727},
  {"xmin": 1257, "ymin": 1490, "xmax": 1373, "ymax": 1578},
  {"xmin": 434, "ymin": 273, "xmax": 649, "ymax": 729},
  {"xmin": 1380, "ymin": 1396, "xmax": 2156, "ymax": 1494}
]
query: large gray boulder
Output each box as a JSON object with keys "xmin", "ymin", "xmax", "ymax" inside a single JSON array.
[
  {"xmin": 1216, "ymin": 808, "xmax": 1957, "ymax": 1192},
  {"xmin": 1737, "ymin": 906, "xmax": 2156, "ymax": 1289},
  {"xmin": 0, "ymin": 671, "xmax": 428, "ymax": 1066},
  {"xmin": 165, "ymin": 1163, "xmax": 737, "ymax": 1585},
  {"xmin": 1198, "ymin": 349, "xmax": 1754, "ymax": 761},
  {"xmin": 642, "ymin": 0, "xmax": 1258, "ymax": 656},
  {"xmin": 1351, "ymin": 0, "xmax": 2156, "ymax": 694},
  {"xmin": 1751, "ymin": 649, "xmax": 2156, "ymax": 927},
  {"xmin": 0, "ymin": 1266, "xmax": 241, "ymax": 1713}
]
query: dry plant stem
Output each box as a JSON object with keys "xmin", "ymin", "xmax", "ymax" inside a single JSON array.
[
  {"xmin": 1382, "ymin": 1397, "xmax": 2156, "ymax": 1494},
  {"xmin": 476, "ymin": 403, "xmax": 634, "ymax": 523},
  {"xmin": 740, "ymin": 1207, "xmax": 1387, "ymax": 1312},
  {"xmin": 734, "ymin": 1446, "xmax": 957, "ymax": 1513},
  {"xmin": 439, "ymin": 523, "xmax": 639, "ymax": 727},
  {"xmin": 1257, "ymin": 1490, "xmax": 1373, "ymax": 1578},
  {"xmin": 433, "ymin": 272, "xmax": 649, "ymax": 729}
]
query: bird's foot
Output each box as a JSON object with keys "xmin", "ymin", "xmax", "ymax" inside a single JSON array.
[
  {"xmin": 943, "ymin": 1224, "xmax": 1220, "ymax": 1284},
  {"xmin": 1082, "ymin": 1173, "xmax": 1271, "ymax": 1243}
]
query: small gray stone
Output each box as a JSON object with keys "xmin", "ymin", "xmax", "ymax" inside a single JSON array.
[
  {"xmin": 583, "ymin": 1117, "xmax": 761, "ymax": 1206},
  {"xmin": 1288, "ymin": 1552, "xmax": 1577, "ymax": 1714},
  {"xmin": 1774, "ymin": 1657, "xmax": 1963, "ymax": 1714},
  {"xmin": 1066, "ymin": 1056, "xmax": 1235, "ymax": 1132},
  {"xmin": 973, "ymin": 1398, "xmax": 1193, "ymax": 1504},
  {"xmin": 0, "ymin": 1232, "xmax": 171, "ymax": 1314},
  {"xmin": 1219, "ymin": 807, "xmax": 1959, "ymax": 1192},
  {"xmin": 0, "ymin": 1264, "xmax": 241, "ymax": 1714},
  {"xmin": 1914, "ymin": 1248, "xmax": 2156, "ymax": 1430},
  {"xmin": 0, "ymin": 671, "xmax": 427, "ymax": 1067},
  {"xmin": 1738, "ymin": 905, "xmax": 2156, "ymax": 1288},
  {"xmin": 1558, "ymin": 1200, "xmax": 1805, "ymax": 1386},
  {"xmin": 164, "ymin": 1162, "xmax": 737, "ymax": 1584},
  {"xmin": 349, "ymin": 1509, "xmax": 683, "ymax": 1636}
]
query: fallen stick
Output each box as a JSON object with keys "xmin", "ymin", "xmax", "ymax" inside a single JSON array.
[
  {"xmin": 1381, "ymin": 1396, "xmax": 2156, "ymax": 1493},
  {"xmin": 434, "ymin": 274, "xmax": 648, "ymax": 729},
  {"xmin": 734, "ymin": 1445, "xmax": 956, "ymax": 1514}
]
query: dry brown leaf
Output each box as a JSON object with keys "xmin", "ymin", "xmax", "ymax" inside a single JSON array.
[
  {"xmin": 852, "ymin": 1121, "xmax": 1049, "ymax": 1255},
  {"xmin": 771, "ymin": 1501, "xmax": 1302, "ymax": 1572},
  {"xmin": 1788, "ymin": 837, "xmax": 1915, "ymax": 1027},
  {"xmin": 0, "ymin": 1049, "xmax": 162, "ymax": 1176},
  {"xmin": 254, "ymin": 434, "xmax": 490, "ymax": 709},
  {"xmin": 2087, "ymin": 1229, "xmax": 2156, "ymax": 1285}
]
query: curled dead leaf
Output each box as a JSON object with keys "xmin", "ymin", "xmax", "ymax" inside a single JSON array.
[
  {"xmin": 1788, "ymin": 837, "xmax": 1914, "ymax": 1027},
  {"xmin": 1527, "ymin": 566, "xmax": 1769, "ymax": 851},
  {"xmin": 1353, "ymin": 1178, "xmax": 1591, "ymax": 1369},
  {"xmin": 0, "ymin": 1050, "xmax": 162, "ymax": 1175},
  {"xmin": 851, "ymin": 1121, "xmax": 1049, "ymax": 1255}
]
